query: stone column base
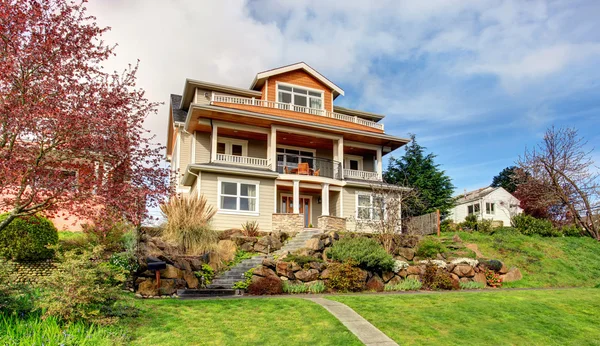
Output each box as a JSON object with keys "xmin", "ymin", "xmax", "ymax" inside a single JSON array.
[
  {"xmin": 272, "ymin": 213, "xmax": 304, "ymax": 233},
  {"xmin": 318, "ymin": 215, "xmax": 347, "ymax": 232}
]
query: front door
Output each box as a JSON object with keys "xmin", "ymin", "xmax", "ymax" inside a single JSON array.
[{"xmin": 281, "ymin": 195, "xmax": 312, "ymax": 228}]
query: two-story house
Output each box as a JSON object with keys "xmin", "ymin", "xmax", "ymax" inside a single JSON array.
[{"xmin": 166, "ymin": 62, "xmax": 410, "ymax": 232}]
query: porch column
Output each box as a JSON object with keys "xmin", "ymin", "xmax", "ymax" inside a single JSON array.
[
  {"xmin": 376, "ymin": 146, "xmax": 383, "ymax": 179},
  {"xmin": 269, "ymin": 126, "xmax": 277, "ymax": 171},
  {"xmin": 321, "ymin": 183, "xmax": 330, "ymax": 216},
  {"xmin": 293, "ymin": 180, "xmax": 300, "ymax": 214},
  {"xmin": 211, "ymin": 124, "xmax": 218, "ymax": 162},
  {"xmin": 337, "ymin": 138, "xmax": 344, "ymax": 178}
]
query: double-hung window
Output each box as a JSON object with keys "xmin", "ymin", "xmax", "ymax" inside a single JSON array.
[
  {"xmin": 486, "ymin": 202, "xmax": 495, "ymax": 215},
  {"xmin": 467, "ymin": 203, "xmax": 480, "ymax": 215},
  {"xmin": 216, "ymin": 137, "xmax": 247, "ymax": 157},
  {"xmin": 277, "ymin": 84, "xmax": 323, "ymax": 112},
  {"xmin": 218, "ymin": 178, "xmax": 259, "ymax": 214},
  {"xmin": 357, "ymin": 194, "xmax": 385, "ymax": 221}
]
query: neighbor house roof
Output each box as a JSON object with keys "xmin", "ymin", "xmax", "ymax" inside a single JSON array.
[
  {"xmin": 454, "ymin": 186, "xmax": 499, "ymax": 205},
  {"xmin": 170, "ymin": 94, "xmax": 187, "ymax": 123},
  {"xmin": 250, "ymin": 62, "xmax": 345, "ymax": 99}
]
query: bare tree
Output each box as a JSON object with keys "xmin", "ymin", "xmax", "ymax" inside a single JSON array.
[{"xmin": 517, "ymin": 126, "xmax": 599, "ymax": 239}]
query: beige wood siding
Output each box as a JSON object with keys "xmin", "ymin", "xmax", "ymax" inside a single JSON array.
[
  {"xmin": 363, "ymin": 155, "xmax": 375, "ymax": 172},
  {"xmin": 330, "ymin": 191, "xmax": 340, "ymax": 217},
  {"xmin": 316, "ymin": 147, "xmax": 333, "ymax": 161},
  {"xmin": 343, "ymin": 186, "xmax": 376, "ymax": 232},
  {"xmin": 195, "ymin": 132, "xmax": 211, "ymax": 164},
  {"xmin": 178, "ymin": 132, "xmax": 193, "ymax": 172},
  {"xmin": 199, "ymin": 172, "xmax": 275, "ymax": 231},
  {"xmin": 194, "ymin": 88, "xmax": 212, "ymax": 105}
]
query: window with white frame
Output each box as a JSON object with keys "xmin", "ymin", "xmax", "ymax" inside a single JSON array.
[
  {"xmin": 218, "ymin": 178, "xmax": 259, "ymax": 213},
  {"xmin": 486, "ymin": 202, "xmax": 495, "ymax": 215},
  {"xmin": 467, "ymin": 203, "xmax": 480, "ymax": 215},
  {"xmin": 277, "ymin": 84, "xmax": 323, "ymax": 110},
  {"xmin": 216, "ymin": 137, "xmax": 248, "ymax": 157},
  {"xmin": 356, "ymin": 194, "xmax": 385, "ymax": 221},
  {"xmin": 345, "ymin": 155, "xmax": 364, "ymax": 171}
]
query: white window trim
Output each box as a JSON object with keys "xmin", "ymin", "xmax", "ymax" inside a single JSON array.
[
  {"xmin": 467, "ymin": 202, "xmax": 481, "ymax": 215},
  {"xmin": 345, "ymin": 154, "xmax": 364, "ymax": 171},
  {"xmin": 217, "ymin": 177, "xmax": 260, "ymax": 216},
  {"xmin": 276, "ymin": 145, "xmax": 317, "ymax": 155},
  {"xmin": 217, "ymin": 137, "xmax": 248, "ymax": 156},
  {"xmin": 280, "ymin": 194, "xmax": 312, "ymax": 214},
  {"xmin": 486, "ymin": 202, "xmax": 495, "ymax": 215},
  {"xmin": 276, "ymin": 82, "xmax": 325, "ymax": 111},
  {"xmin": 355, "ymin": 193, "xmax": 385, "ymax": 221}
]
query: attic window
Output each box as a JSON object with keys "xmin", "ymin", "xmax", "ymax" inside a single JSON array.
[{"xmin": 277, "ymin": 84, "xmax": 323, "ymax": 111}]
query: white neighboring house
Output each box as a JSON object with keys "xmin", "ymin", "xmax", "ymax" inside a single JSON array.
[{"xmin": 448, "ymin": 187, "xmax": 522, "ymax": 226}]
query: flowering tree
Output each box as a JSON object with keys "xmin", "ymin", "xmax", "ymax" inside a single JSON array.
[{"xmin": 0, "ymin": 0, "xmax": 171, "ymax": 231}]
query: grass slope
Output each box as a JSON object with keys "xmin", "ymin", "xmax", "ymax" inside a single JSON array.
[
  {"xmin": 331, "ymin": 288, "xmax": 600, "ymax": 346},
  {"xmin": 440, "ymin": 231, "xmax": 600, "ymax": 288},
  {"xmin": 127, "ymin": 298, "xmax": 361, "ymax": 346}
]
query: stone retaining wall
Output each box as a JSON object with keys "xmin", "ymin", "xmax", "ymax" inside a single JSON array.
[
  {"xmin": 318, "ymin": 215, "xmax": 346, "ymax": 232},
  {"xmin": 8, "ymin": 260, "xmax": 56, "ymax": 284},
  {"xmin": 272, "ymin": 213, "xmax": 304, "ymax": 232}
]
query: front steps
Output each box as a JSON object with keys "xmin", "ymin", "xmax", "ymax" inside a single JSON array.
[
  {"xmin": 177, "ymin": 288, "xmax": 238, "ymax": 298},
  {"xmin": 204, "ymin": 229, "xmax": 323, "ymax": 290}
]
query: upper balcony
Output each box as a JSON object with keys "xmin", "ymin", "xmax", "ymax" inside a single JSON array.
[{"xmin": 211, "ymin": 94, "xmax": 384, "ymax": 131}]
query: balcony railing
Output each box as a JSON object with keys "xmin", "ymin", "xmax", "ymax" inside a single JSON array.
[
  {"xmin": 211, "ymin": 95, "xmax": 384, "ymax": 131},
  {"xmin": 214, "ymin": 153, "xmax": 270, "ymax": 168},
  {"xmin": 277, "ymin": 153, "xmax": 342, "ymax": 180},
  {"xmin": 344, "ymin": 169, "xmax": 381, "ymax": 181}
]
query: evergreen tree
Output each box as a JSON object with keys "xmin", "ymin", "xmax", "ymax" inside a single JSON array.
[
  {"xmin": 491, "ymin": 166, "xmax": 521, "ymax": 193},
  {"xmin": 384, "ymin": 134, "xmax": 455, "ymax": 216}
]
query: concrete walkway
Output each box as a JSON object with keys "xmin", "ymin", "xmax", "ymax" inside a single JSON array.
[{"xmin": 306, "ymin": 298, "xmax": 398, "ymax": 346}]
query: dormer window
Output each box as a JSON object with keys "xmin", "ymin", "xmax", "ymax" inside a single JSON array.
[{"xmin": 277, "ymin": 83, "xmax": 323, "ymax": 111}]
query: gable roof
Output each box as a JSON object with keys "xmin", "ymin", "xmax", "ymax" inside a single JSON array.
[
  {"xmin": 170, "ymin": 94, "xmax": 187, "ymax": 123},
  {"xmin": 250, "ymin": 62, "xmax": 345, "ymax": 99},
  {"xmin": 454, "ymin": 186, "xmax": 500, "ymax": 205}
]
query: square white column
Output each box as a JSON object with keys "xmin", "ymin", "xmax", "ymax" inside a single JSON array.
[
  {"xmin": 270, "ymin": 126, "xmax": 277, "ymax": 171},
  {"xmin": 376, "ymin": 146, "xmax": 383, "ymax": 179},
  {"xmin": 293, "ymin": 180, "xmax": 300, "ymax": 214},
  {"xmin": 211, "ymin": 124, "xmax": 218, "ymax": 162},
  {"xmin": 321, "ymin": 183, "xmax": 330, "ymax": 216}
]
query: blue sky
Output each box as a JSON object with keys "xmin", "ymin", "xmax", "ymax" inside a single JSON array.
[{"xmin": 88, "ymin": 0, "xmax": 600, "ymax": 196}]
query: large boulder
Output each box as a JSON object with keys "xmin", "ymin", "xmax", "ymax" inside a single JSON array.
[
  {"xmin": 397, "ymin": 235, "xmax": 420, "ymax": 248},
  {"xmin": 452, "ymin": 264, "xmax": 475, "ymax": 278},
  {"xmin": 217, "ymin": 240, "xmax": 237, "ymax": 263},
  {"xmin": 295, "ymin": 269, "xmax": 319, "ymax": 282},
  {"xmin": 254, "ymin": 236, "xmax": 282, "ymax": 254},
  {"xmin": 309, "ymin": 261, "xmax": 326, "ymax": 271},
  {"xmin": 382, "ymin": 271, "xmax": 395, "ymax": 283},
  {"xmin": 498, "ymin": 262, "xmax": 509, "ymax": 275},
  {"xmin": 398, "ymin": 247, "xmax": 415, "ymax": 261},
  {"xmin": 230, "ymin": 235, "xmax": 258, "ymax": 246},
  {"xmin": 276, "ymin": 261, "xmax": 295, "ymax": 279},
  {"xmin": 160, "ymin": 264, "xmax": 183, "ymax": 279},
  {"xmin": 306, "ymin": 238, "xmax": 324, "ymax": 251},
  {"xmin": 253, "ymin": 266, "xmax": 277, "ymax": 278},
  {"xmin": 174, "ymin": 258, "xmax": 192, "ymax": 272},
  {"xmin": 387, "ymin": 275, "xmax": 403, "ymax": 285},
  {"xmin": 320, "ymin": 268, "xmax": 331, "ymax": 280},
  {"xmin": 407, "ymin": 266, "xmax": 422, "ymax": 275},
  {"xmin": 183, "ymin": 271, "xmax": 199, "ymax": 289},
  {"xmin": 189, "ymin": 258, "xmax": 205, "ymax": 272},
  {"xmin": 501, "ymin": 268, "xmax": 522, "ymax": 282},
  {"xmin": 240, "ymin": 243, "xmax": 255, "ymax": 252},
  {"xmin": 474, "ymin": 272, "xmax": 487, "ymax": 284},
  {"xmin": 137, "ymin": 279, "xmax": 158, "ymax": 296},
  {"xmin": 262, "ymin": 257, "xmax": 276, "ymax": 269}
]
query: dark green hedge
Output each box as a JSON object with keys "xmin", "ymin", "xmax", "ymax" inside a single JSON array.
[{"xmin": 0, "ymin": 214, "xmax": 58, "ymax": 261}]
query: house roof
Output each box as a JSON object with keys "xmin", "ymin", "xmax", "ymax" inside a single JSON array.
[
  {"xmin": 250, "ymin": 62, "xmax": 345, "ymax": 99},
  {"xmin": 170, "ymin": 94, "xmax": 187, "ymax": 123},
  {"xmin": 454, "ymin": 186, "xmax": 499, "ymax": 205}
]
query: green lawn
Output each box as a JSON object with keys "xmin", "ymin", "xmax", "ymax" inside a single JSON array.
[
  {"xmin": 440, "ymin": 231, "xmax": 600, "ymax": 288},
  {"xmin": 330, "ymin": 288, "xmax": 600, "ymax": 346},
  {"xmin": 126, "ymin": 298, "xmax": 362, "ymax": 345}
]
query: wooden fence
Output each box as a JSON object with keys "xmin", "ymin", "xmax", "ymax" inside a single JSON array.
[{"xmin": 403, "ymin": 210, "xmax": 440, "ymax": 236}]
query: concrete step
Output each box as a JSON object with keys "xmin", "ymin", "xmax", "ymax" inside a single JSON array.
[{"xmin": 177, "ymin": 289, "xmax": 238, "ymax": 298}]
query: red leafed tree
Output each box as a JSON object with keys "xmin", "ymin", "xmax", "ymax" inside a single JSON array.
[{"xmin": 0, "ymin": 0, "xmax": 171, "ymax": 231}]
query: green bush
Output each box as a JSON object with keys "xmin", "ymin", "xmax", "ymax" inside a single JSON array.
[
  {"xmin": 283, "ymin": 254, "xmax": 323, "ymax": 267},
  {"xmin": 0, "ymin": 214, "xmax": 58, "ymax": 261},
  {"xmin": 307, "ymin": 281, "xmax": 326, "ymax": 294},
  {"xmin": 0, "ymin": 260, "xmax": 38, "ymax": 316},
  {"xmin": 512, "ymin": 214, "xmax": 561, "ymax": 237},
  {"xmin": 326, "ymin": 260, "xmax": 365, "ymax": 292},
  {"xmin": 421, "ymin": 262, "xmax": 459, "ymax": 290},
  {"xmin": 384, "ymin": 278, "xmax": 422, "ymax": 291},
  {"xmin": 282, "ymin": 281, "xmax": 309, "ymax": 294},
  {"xmin": 415, "ymin": 238, "xmax": 447, "ymax": 259},
  {"xmin": 83, "ymin": 220, "xmax": 134, "ymax": 252},
  {"xmin": 560, "ymin": 224, "xmax": 583, "ymax": 237},
  {"xmin": 481, "ymin": 259, "xmax": 503, "ymax": 271},
  {"xmin": 461, "ymin": 214, "xmax": 478, "ymax": 231},
  {"xmin": 37, "ymin": 246, "xmax": 133, "ymax": 325},
  {"xmin": 232, "ymin": 268, "xmax": 253, "ymax": 290},
  {"xmin": 327, "ymin": 237, "xmax": 394, "ymax": 272},
  {"xmin": 459, "ymin": 281, "xmax": 486, "ymax": 289}
]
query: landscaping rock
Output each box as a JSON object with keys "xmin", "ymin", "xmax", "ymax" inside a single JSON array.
[
  {"xmin": 382, "ymin": 271, "xmax": 395, "ymax": 283},
  {"xmin": 320, "ymin": 268, "xmax": 330, "ymax": 280},
  {"xmin": 306, "ymin": 238, "xmax": 324, "ymax": 251},
  {"xmin": 276, "ymin": 261, "xmax": 295, "ymax": 279},
  {"xmin": 253, "ymin": 266, "xmax": 277, "ymax": 278},
  {"xmin": 323, "ymin": 236, "xmax": 332, "ymax": 247},
  {"xmin": 241, "ymin": 242, "xmax": 255, "ymax": 252},
  {"xmin": 397, "ymin": 235, "xmax": 420, "ymax": 248},
  {"xmin": 452, "ymin": 264, "xmax": 475, "ymax": 278},
  {"xmin": 498, "ymin": 262, "xmax": 509, "ymax": 275},
  {"xmin": 397, "ymin": 269, "xmax": 408, "ymax": 278},
  {"xmin": 217, "ymin": 240, "xmax": 237, "ymax": 263},
  {"xmin": 230, "ymin": 236, "xmax": 258, "ymax": 246},
  {"xmin": 453, "ymin": 234, "xmax": 462, "ymax": 243},
  {"xmin": 398, "ymin": 247, "xmax": 415, "ymax": 261},
  {"xmin": 446, "ymin": 263, "xmax": 456, "ymax": 273},
  {"xmin": 183, "ymin": 271, "xmax": 199, "ymax": 289},
  {"xmin": 309, "ymin": 262, "xmax": 326, "ymax": 271},
  {"xmin": 158, "ymin": 279, "xmax": 176, "ymax": 296},
  {"xmin": 295, "ymin": 269, "xmax": 319, "ymax": 282},
  {"xmin": 387, "ymin": 276, "xmax": 403, "ymax": 285},
  {"xmin": 189, "ymin": 258, "xmax": 204, "ymax": 271},
  {"xmin": 137, "ymin": 279, "xmax": 158, "ymax": 296},
  {"xmin": 407, "ymin": 266, "xmax": 422, "ymax": 275},
  {"xmin": 254, "ymin": 236, "xmax": 282, "ymax": 254},
  {"xmin": 501, "ymin": 268, "xmax": 522, "ymax": 282},
  {"xmin": 160, "ymin": 264, "xmax": 183, "ymax": 279},
  {"xmin": 450, "ymin": 273, "xmax": 460, "ymax": 281},
  {"xmin": 459, "ymin": 277, "xmax": 471, "ymax": 283},
  {"xmin": 474, "ymin": 272, "xmax": 487, "ymax": 284},
  {"xmin": 407, "ymin": 274, "xmax": 420, "ymax": 281},
  {"xmin": 294, "ymin": 248, "xmax": 314, "ymax": 257},
  {"xmin": 262, "ymin": 257, "xmax": 276, "ymax": 269},
  {"xmin": 175, "ymin": 258, "xmax": 192, "ymax": 272}
]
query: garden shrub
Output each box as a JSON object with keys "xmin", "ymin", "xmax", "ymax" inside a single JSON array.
[
  {"xmin": 485, "ymin": 269, "xmax": 502, "ymax": 288},
  {"xmin": 415, "ymin": 238, "xmax": 447, "ymax": 259},
  {"xmin": 384, "ymin": 278, "xmax": 422, "ymax": 291},
  {"xmin": 82, "ymin": 219, "xmax": 133, "ymax": 252},
  {"xmin": 459, "ymin": 281, "xmax": 486, "ymax": 289},
  {"xmin": 421, "ymin": 262, "xmax": 459, "ymax": 290},
  {"xmin": 326, "ymin": 260, "xmax": 365, "ymax": 292},
  {"xmin": 326, "ymin": 237, "xmax": 394, "ymax": 272},
  {"xmin": 282, "ymin": 281, "xmax": 309, "ymax": 294},
  {"xmin": 247, "ymin": 276, "xmax": 283, "ymax": 295},
  {"xmin": 392, "ymin": 259, "xmax": 409, "ymax": 273},
  {"xmin": 194, "ymin": 264, "xmax": 215, "ymax": 287},
  {"xmin": 481, "ymin": 259, "xmax": 503, "ymax": 271},
  {"xmin": 460, "ymin": 214, "xmax": 478, "ymax": 231},
  {"xmin": 560, "ymin": 224, "xmax": 583, "ymax": 237},
  {"xmin": 511, "ymin": 214, "xmax": 560, "ymax": 237},
  {"xmin": 36, "ymin": 245, "xmax": 133, "ymax": 325},
  {"xmin": 307, "ymin": 281, "xmax": 326, "ymax": 294},
  {"xmin": 0, "ymin": 214, "xmax": 58, "ymax": 261},
  {"xmin": 283, "ymin": 254, "xmax": 323, "ymax": 267},
  {"xmin": 365, "ymin": 277, "xmax": 385, "ymax": 292},
  {"xmin": 232, "ymin": 268, "xmax": 253, "ymax": 290},
  {"xmin": 109, "ymin": 251, "xmax": 139, "ymax": 273},
  {"xmin": 159, "ymin": 193, "xmax": 218, "ymax": 255},
  {"xmin": 241, "ymin": 221, "xmax": 260, "ymax": 237}
]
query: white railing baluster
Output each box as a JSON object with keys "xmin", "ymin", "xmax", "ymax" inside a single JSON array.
[{"xmin": 214, "ymin": 153, "xmax": 269, "ymax": 168}]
